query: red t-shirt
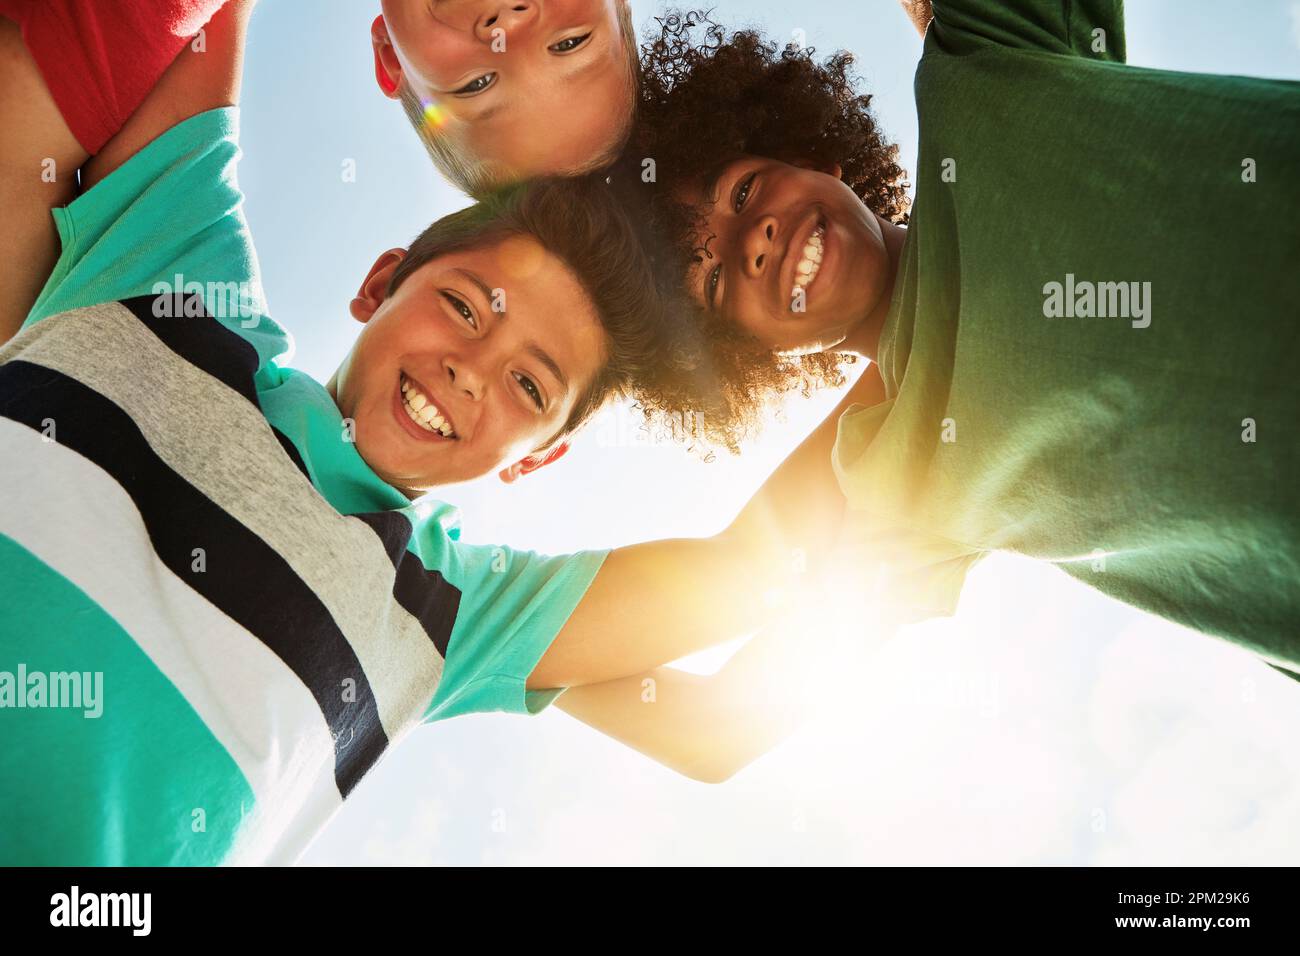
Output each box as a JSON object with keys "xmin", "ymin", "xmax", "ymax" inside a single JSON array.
[{"xmin": 0, "ymin": 0, "xmax": 229, "ymax": 153}]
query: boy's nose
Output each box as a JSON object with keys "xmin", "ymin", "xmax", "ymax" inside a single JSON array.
[
  {"xmin": 474, "ymin": 2, "xmax": 538, "ymax": 45},
  {"xmin": 741, "ymin": 215, "xmax": 779, "ymax": 279},
  {"xmin": 446, "ymin": 357, "xmax": 485, "ymax": 403}
]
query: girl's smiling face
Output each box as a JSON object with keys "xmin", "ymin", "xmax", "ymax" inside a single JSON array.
[
  {"xmin": 330, "ymin": 234, "xmax": 608, "ymax": 492},
  {"xmin": 679, "ymin": 155, "xmax": 895, "ymax": 355}
]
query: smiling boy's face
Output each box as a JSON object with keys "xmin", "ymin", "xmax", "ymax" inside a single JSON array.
[
  {"xmin": 679, "ymin": 155, "xmax": 894, "ymax": 355},
  {"xmin": 330, "ymin": 234, "xmax": 608, "ymax": 493},
  {"xmin": 375, "ymin": 0, "xmax": 634, "ymax": 185}
]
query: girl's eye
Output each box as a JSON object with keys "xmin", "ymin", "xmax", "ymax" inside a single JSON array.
[
  {"xmin": 706, "ymin": 264, "xmax": 722, "ymax": 311},
  {"xmin": 515, "ymin": 373, "xmax": 543, "ymax": 409},
  {"xmin": 442, "ymin": 291, "xmax": 477, "ymax": 328},
  {"xmin": 734, "ymin": 171, "xmax": 758, "ymax": 213},
  {"xmin": 453, "ymin": 73, "xmax": 496, "ymax": 95},
  {"xmin": 549, "ymin": 33, "xmax": 591, "ymax": 53}
]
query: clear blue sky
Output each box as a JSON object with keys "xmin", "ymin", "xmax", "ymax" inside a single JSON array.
[{"xmin": 230, "ymin": 1, "xmax": 1300, "ymax": 865}]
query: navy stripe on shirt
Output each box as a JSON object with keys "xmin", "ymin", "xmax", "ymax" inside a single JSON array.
[
  {"xmin": 0, "ymin": 358, "xmax": 388, "ymax": 798},
  {"xmin": 121, "ymin": 291, "xmax": 462, "ymax": 659}
]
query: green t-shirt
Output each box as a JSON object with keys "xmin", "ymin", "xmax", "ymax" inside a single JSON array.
[
  {"xmin": 1, "ymin": 108, "xmax": 606, "ymax": 864},
  {"xmin": 832, "ymin": 0, "xmax": 1300, "ymax": 675}
]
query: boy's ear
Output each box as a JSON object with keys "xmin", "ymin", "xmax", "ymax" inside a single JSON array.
[
  {"xmin": 371, "ymin": 14, "xmax": 403, "ymax": 98},
  {"xmin": 349, "ymin": 248, "xmax": 407, "ymax": 324},
  {"xmin": 498, "ymin": 441, "xmax": 571, "ymax": 484},
  {"xmin": 791, "ymin": 157, "xmax": 844, "ymax": 180}
]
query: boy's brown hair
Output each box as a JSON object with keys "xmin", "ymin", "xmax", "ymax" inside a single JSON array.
[{"xmin": 386, "ymin": 175, "xmax": 680, "ymax": 453}]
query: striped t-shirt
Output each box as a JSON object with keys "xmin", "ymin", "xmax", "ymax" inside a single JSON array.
[{"xmin": 0, "ymin": 108, "xmax": 608, "ymax": 865}]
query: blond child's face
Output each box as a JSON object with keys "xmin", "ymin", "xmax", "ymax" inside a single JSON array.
[
  {"xmin": 330, "ymin": 234, "xmax": 608, "ymax": 493},
  {"xmin": 375, "ymin": 0, "xmax": 633, "ymax": 182}
]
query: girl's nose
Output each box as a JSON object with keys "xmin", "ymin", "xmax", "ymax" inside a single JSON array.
[{"xmin": 741, "ymin": 215, "xmax": 779, "ymax": 278}]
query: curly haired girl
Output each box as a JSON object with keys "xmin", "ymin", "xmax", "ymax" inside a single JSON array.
[{"xmin": 564, "ymin": 0, "xmax": 1300, "ymax": 780}]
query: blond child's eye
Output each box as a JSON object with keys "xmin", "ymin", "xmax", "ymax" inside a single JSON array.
[
  {"xmin": 515, "ymin": 373, "xmax": 543, "ymax": 409},
  {"xmin": 453, "ymin": 73, "xmax": 496, "ymax": 96},
  {"xmin": 549, "ymin": 33, "xmax": 591, "ymax": 54},
  {"xmin": 442, "ymin": 292, "xmax": 477, "ymax": 328}
]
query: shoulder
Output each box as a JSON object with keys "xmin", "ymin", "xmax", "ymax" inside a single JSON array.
[{"xmin": 82, "ymin": 0, "xmax": 256, "ymax": 190}]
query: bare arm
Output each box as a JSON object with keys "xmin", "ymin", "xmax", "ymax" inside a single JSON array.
[
  {"xmin": 530, "ymin": 361, "xmax": 886, "ymax": 690},
  {"xmin": 556, "ymin": 602, "xmax": 884, "ymax": 783},
  {"xmin": 0, "ymin": 3, "xmax": 256, "ymax": 344},
  {"xmin": 0, "ymin": 17, "xmax": 88, "ymax": 343},
  {"xmin": 82, "ymin": 0, "xmax": 256, "ymax": 190}
]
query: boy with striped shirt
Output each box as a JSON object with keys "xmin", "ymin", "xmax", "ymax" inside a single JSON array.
[{"xmin": 0, "ymin": 1, "xmax": 841, "ymax": 863}]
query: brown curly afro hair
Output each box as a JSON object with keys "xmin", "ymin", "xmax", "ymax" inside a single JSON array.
[{"xmin": 609, "ymin": 8, "xmax": 912, "ymax": 455}]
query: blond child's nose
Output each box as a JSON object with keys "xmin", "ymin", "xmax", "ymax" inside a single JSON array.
[{"xmin": 475, "ymin": 2, "xmax": 537, "ymax": 45}]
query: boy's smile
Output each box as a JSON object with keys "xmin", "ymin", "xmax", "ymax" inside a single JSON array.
[
  {"xmin": 397, "ymin": 371, "xmax": 458, "ymax": 440},
  {"xmin": 375, "ymin": 0, "xmax": 634, "ymax": 183},
  {"xmin": 329, "ymin": 234, "xmax": 607, "ymax": 493},
  {"xmin": 680, "ymin": 155, "xmax": 898, "ymax": 356}
]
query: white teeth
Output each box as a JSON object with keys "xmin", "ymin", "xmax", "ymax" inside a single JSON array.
[
  {"xmin": 400, "ymin": 374, "xmax": 456, "ymax": 438},
  {"xmin": 792, "ymin": 255, "xmax": 821, "ymax": 291},
  {"xmin": 791, "ymin": 226, "xmax": 825, "ymax": 297}
]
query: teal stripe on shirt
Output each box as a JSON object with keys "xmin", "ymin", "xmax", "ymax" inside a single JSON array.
[{"xmin": 0, "ymin": 534, "xmax": 252, "ymax": 865}]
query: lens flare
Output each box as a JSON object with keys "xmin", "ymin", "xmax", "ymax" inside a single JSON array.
[{"xmin": 421, "ymin": 100, "xmax": 448, "ymax": 129}]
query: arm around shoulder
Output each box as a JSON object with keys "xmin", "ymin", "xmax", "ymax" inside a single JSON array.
[
  {"xmin": 556, "ymin": 607, "xmax": 871, "ymax": 783},
  {"xmin": 532, "ymin": 363, "xmax": 884, "ymax": 690},
  {"xmin": 82, "ymin": 0, "xmax": 258, "ymax": 191}
]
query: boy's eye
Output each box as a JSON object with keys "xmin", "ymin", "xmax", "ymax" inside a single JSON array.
[
  {"xmin": 442, "ymin": 291, "xmax": 478, "ymax": 328},
  {"xmin": 549, "ymin": 33, "xmax": 592, "ymax": 54},
  {"xmin": 733, "ymin": 171, "xmax": 758, "ymax": 213},
  {"xmin": 515, "ymin": 372, "xmax": 543, "ymax": 409},
  {"xmin": 706, "ymin": 264, "xmax": 722, "ymax": 311},
  {"xmin": 453, "ymin": 73, "xmax": 496, "ymax": 96}
]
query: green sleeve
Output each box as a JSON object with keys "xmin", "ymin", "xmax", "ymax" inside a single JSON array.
[
  {"xmin": 1267, "ymin": 663, "xmax": 1300, "ymax": 685},
  {"xmin": 929, "ymin": 0, "xmax": 1126, "ymax": 62}
]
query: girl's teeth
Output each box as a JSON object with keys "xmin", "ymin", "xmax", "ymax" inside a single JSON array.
[
  {"xmin": 793, "ymin": 255, "xmax": 822, "ymax": 291},
  {"xmin": 791, "ymin": 226, "xmax": 826, "ymax": 296}
]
